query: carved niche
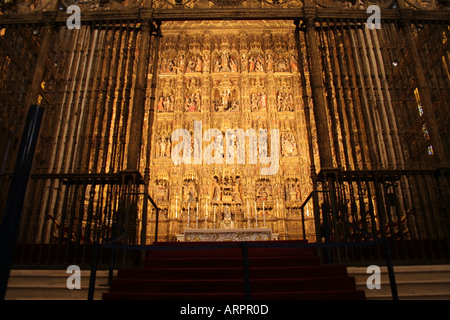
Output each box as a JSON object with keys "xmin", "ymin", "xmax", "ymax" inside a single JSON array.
[
  {"xmin": 184, "ymin": 77, "xmax": 202, "ymax": 112},
  {"xmin": 212, "ymin": 76, "xmax": 240, "ymax": 112},
  {"xmin": 155, "ymin": 122, "xmax": 173, "ymax": 158},
  {"xmin": 157, "ymin": 78, "xmax": 176, "ymax": 113}
]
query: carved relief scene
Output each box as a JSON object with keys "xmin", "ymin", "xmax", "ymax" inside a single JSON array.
[
  {"xmin": 212, "ymin": 77, "xmax": 240, "ymax": 112},
  {"xmin": 184, "ymin": 77, "xmax": 202, "ymax": 112}
]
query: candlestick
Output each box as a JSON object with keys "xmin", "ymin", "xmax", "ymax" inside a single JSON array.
[
  {"xmin": 196, "ymin": 203, "xmax": 199, "ymax": 229},
  {"xmin": 205, "ymin": 202, "xmax": 208, "ymax": 229},
  {"xmin": 214, "ymin": 205, "xmax": 216, "ymax": 229},
  {"xmin": 188, "ymin": 202, "xmax": 190, "ymax": 227},
  {"xmin": 247, "ymin": 201, "xmax": 250, "ymax": 228},
  {"xmin": 175, "ymin": 198, "xmax": 178, "ymax": 219},
  {"xmin": 277, "ymin": 200, "xmax": 279, "ymax": 218},
  {"xmin": 263, "ymin": 201, "xmax": 266, "ymax": 227},
  {"xmin": 254, "ymin": 202, "xmax": 258, "ymax": 228}
]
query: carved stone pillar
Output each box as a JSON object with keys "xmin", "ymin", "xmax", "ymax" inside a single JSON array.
[
  {"xmin": 399, "ymin": 10, "xmax": 447, "ymax": 166},
  {"xmin": 25, "ymin": 15, "xmax": 56, "ymax": 108},
  {"xmin": 294, "ymin": 18, "xmax": 322, "ymax": 244},
  {"xmin": 127, "ymin": 19, "xmax": 154, "ymax": 171},
  {"xmin": 302, "ymin": 10, "xmax": 334, "ymax": 170}
]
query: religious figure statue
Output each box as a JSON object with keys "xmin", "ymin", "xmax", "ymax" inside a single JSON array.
[
  {"xmin": 214, "ymin": 55, "xmax": 222, "ymax": 72},
  {"xmin": 256, "ymin": 179, "xmax": 271, "ymax": 201},
  {"xmin": 282, "ymin": 132, "xmax": 298, "ymax": 156},
  {"xmin": 250, "ymin": 92, "xmax": 267, "ymax": 111},
  {"xmin": 167, "ymin": 59, "xmax": 177, "ymax": 73},
  {"xmin": 186, "ymin": 59, "xmax": 196, "ymax": 73},
  {"xmin": 155, "ymin": 180, "xmax": 169, "ymax": 202},
  {"xmin": 290, "ymin": 55, "xmax": 298, "ymax": 72},
  {"xmin": 157, "ymin": 95, "xmax": 174, "ymax": 112},
  {"xmin": 229, "ymin": 55, "xmax": 238, "ymax": 72},
  {"xmin": 184, "ymin": 180, "xmax": 198, "ymax": 202},
  {"xmin": 276, "ymin": 57, "xmax": 288, "ymax": 72},
  {"xmin": 241, "ymin": 53, "xmax": 248, "ymax": 72},
  {"xmin": 255, "ymin": 56, "xmax": 264, "ymax": 72},
  {"xmin": 212, "ymin": 178, "xmax": 222, "ymax": 201},
  {"xmin": 159, "ymin": 137, "xmax": 168, "ymax": 157},
  {"xmin": 277, "ymin": 91, "xmax": 293, "ymax": 111},
  {"xmin": 195, "ymin": 56, "xmax": 203, "ymax": 72},
  {"xmin": 185, "ymin": 92, "xmax": 201, "ymax": 112},
  {"xmin": 248, "ymin": 56, "xmax": 256, "ymax": 72},
  {"xmin": 266, "ymin": 54, "xmax": 274, "ymax": 72},
  {"xmin": 285, "ymin": 179, "xmax": 301, "ymax": 202},
  {"xmin": 178, "ymin": 53, "xmax": 185, "ymax": 74},
  {"xmin": 157, "ymin": 96, "xmax": 164, "ymax": 112},
  {"xmin": 219, "ymin": 206, "xmax": 236, "ymax": 229},
  {"xmin": 232, "ymin": 181, "xmax": 241, "ymax": 202}
]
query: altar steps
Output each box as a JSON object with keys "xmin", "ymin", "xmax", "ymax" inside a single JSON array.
[
  {"xmin": 103, "ymin": 241, "xmax": 365, "ymax": 300},
  {"xmin": 116, "ymin": 265, "xmax": 349, "ymax": 280},
  {"xmin": 144, "ymin": 255, "xmax": 320, "ymax": 268}
]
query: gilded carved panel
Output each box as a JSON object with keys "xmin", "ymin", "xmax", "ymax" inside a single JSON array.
[{"xmin": 148, "ymin": 21, "xmax": 315, "ymax": 240}]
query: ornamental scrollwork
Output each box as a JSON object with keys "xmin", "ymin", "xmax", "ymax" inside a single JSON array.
[
  {"xmin": 312, "ymin": 0, "xmax": 394, "ymax": 9},
  {"xmin": 152, "ymin": 0, "xmax": 303, "ymax": 9},
  {"xmin": 405, "ymin": 0, "xmax": 449, "ymax": 10},
  {"xmin": 0, "ymin": 0, "xmax": 52, "ymax": 14},
  {"xmin": 72, "ymin": 0, "xmax": 144, "ymax": 11}
]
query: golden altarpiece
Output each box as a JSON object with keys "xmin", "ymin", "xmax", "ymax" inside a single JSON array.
[
  {"xmin": 148, "ymin": 21, "xmax": 316, "ymax": 242},
  {"xmin": 0, "ymin": 0, "xmax": 449, "ymax": 265}
]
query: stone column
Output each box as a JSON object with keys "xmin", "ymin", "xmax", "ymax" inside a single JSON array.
[
  {"xmin": 126, "ymin": 19, "xmax": 153, "ymax": 171},
  {"xmin": 302, "ymin": 8, "xmax": 334, "ymax": 170},
  {"xmin": 399, "ymin": 10, "xmax": 447, "ymax": 166},
  {"xmin": 24, "ymin": 14, "xmax": 56, "ymax": 108}
]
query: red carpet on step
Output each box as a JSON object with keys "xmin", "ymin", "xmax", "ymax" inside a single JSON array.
[{"xmin": 102, "ymin": 240, "xmax": 366, "ymax": 300}]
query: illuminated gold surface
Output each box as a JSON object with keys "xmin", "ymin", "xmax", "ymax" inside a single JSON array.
[{"xmin": 145, "ymin": 20, "xmax": 316, "ymax": 242}]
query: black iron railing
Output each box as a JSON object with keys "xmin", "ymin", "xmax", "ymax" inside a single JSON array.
[
  {"xmin": 3, "ymin": 171, "xmax": 159, "ymax": 268},
  {"xmin": 312, "ymin": 169, "xmax": 450, "ymax": 264}
]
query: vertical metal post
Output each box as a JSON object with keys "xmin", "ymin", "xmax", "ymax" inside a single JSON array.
[
  {"xmin": 154, "ymin": 207, "xmax": 160, "ymax": 243},
  {"xmin": 383, "ymin": 239, "xmax": 399, "ymax": 300},
  {"xmin": 301, "ymin": 207, "xmax": 307, "ymax": 241},
  {"xmin": 88, "ymin": 242, "xmax": 99, "ymax": 300},
  {"xmin": 241, "ymin": 242, "xmax": 251, "ymax": 300},
  {"xmin": 0, "ymin": 105, "xmax": 44, "ymax": 300}
]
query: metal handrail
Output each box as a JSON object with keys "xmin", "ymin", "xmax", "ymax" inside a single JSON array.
[{"xmin": 300, "ymin": 189, "xmax": 399, "ymax": 300}]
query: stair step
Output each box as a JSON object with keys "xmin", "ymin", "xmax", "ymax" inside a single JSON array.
[
  {"xmin": 5, "ymin": 270, "xmax": 113, "ymax": 300},
  {"xmin": 105, "ymin": 241, "xmax": 364, "ymax": 300},
  {"xmin": 103, "ymin": 290, "xmax": 366, "ymax": 300},
  {"xmin": 117, "ymin": 265, "xmax": 348, "ymax": 280},
  {"xmin": 147, "ymin": 247, "xmax": 316, "ymax": 259},
  {"xmin": 348, "ymin": 265, "xmax": 450, "ymax": 300},
  {"xmin": 6, "ymin": 270, "xmax": 111, "ymax": 286},
  {"xmin": 143, "ymin": 255, "xmax": 320, "ymax": 268},
  {"xmin": 5, "ymin": 285, "xmax": 108, "ymax": 300},
  {"xmin": 108, "ymin": 276, "xmax": 358, "ymax": 293},
  {"xmin": 348, "ymin": 265, "xmax": 450, "ymax": 282},
  {"xmin": 367, "ymin": 292, "xmax": 450, "ymax": 300},
  {"xmin": 356, "ymin": 280, "xmax": 450, "ymax": 297}
]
